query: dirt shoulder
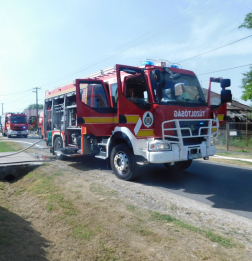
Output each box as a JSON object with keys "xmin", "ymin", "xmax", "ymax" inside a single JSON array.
[
  {"xmin": 1, "ymin": 142, "xmax": 252, "ymax": 260},
  {"xmin": 1, "ymin": 147, "xmax": 252, "ymax": 260}
]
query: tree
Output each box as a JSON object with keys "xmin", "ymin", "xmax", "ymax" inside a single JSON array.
[
  {"xmin": 239, "ymin": 11, "xmax": 252, "ymax": 30},
  {"xmin": 239, "ymin": 11, "xmax": 252, "ymax": 102},
  {"xmin": 26, "ymin": 104, "xmax": 43, "ymax": 110},
  {"xmin": 241, "ymin": 67, "xmax": 252, "ymax": 101}
]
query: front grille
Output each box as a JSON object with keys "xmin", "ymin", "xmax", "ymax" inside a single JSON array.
[
  {"xmin": 179, "ymin": 121, "xmax": 208, "ymax": 136},
  {"xmin": 12, "ymin": 127, "xmax": 25, "ymax": 131},
  {"xmin": 183, "ymin": 137, "xmax": 205, "ymax": 146}
]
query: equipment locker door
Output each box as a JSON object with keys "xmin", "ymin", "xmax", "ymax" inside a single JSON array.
[
  {"xmin": 115, "ymin": 64, "xmax": 154, "ymax": 138},
  {"xmin": 75, "ymin": 79, "xmax": 117, "ymax": 137}
]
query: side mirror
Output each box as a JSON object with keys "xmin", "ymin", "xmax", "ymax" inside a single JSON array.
[
  {"xmin": 221, "ymin": 79, "xmax": 231, "ymax": 88},
  {"xmin": 153, "ymin": 69, "xmax": 161, "ymax": 82},
  {"xmin": 221, "ymin": 89, "xmax": 232, "ymax": 103},
  {"xmin": 156, "ymin": 83, "xmax": 163, "ymax": 102}
]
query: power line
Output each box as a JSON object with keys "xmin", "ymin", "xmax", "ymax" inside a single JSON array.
[
  {"xmin": 40, "ymin": 0, "xmax": 222, "ymax": 88},
  {"xmin": 179, "ymin": 34, "xmax": 252, "ymax": 63},
  {"xmin": 198, "ymin": 64, "xmax": 252, "ymax": 76},
  {"xmin": 0, "ymin": 89, "xmax": 33, "ymax": 96}
]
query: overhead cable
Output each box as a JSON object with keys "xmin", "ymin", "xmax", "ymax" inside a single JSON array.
[
  {"xmin": 198, "ymin": 64, "xmax": 252, "ymax": 75},
  {"xmin": 179, "ymin": 34, "xmax": 252, "ymax": 63}
]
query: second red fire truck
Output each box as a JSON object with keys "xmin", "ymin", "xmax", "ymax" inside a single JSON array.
[
  {"xmin": 42, "ymin": 59, "xmax": 232, "ymax": 180},
  {"xmin": 1, "ymin": 112, "xmax": 29, "ymax": 138}
]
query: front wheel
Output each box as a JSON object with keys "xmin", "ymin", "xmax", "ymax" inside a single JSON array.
[
  {"xmin": 110, "ymin": 144, "xmax": 139, "ymax": 181},
  {"xmin": 7, "ymin": 134, "xmax": 11, "ymax": 138},
  {"xmin": 54, "ymin": 136, "xmax": 65, "ymax": 160},
  {"xmin": 164, "ymin": 160, "xmax": 192, "ymax": 171}
]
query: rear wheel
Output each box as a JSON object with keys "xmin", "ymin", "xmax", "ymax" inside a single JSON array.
[
  {"xmin": 54, "ymin": 136, "xmax": 65, "ymax": 160},
  {"xmin": 110, "ymin": 143, "xmax": 139, "ymax": 181},
  {"xmin": 164, "ymin": 160, "xmax": 192, "ymax": 171}
]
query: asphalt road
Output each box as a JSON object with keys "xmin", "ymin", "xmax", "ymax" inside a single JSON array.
[{"xmin": 4, "ymin": 136, "xmax": 252, "ymax": 220}]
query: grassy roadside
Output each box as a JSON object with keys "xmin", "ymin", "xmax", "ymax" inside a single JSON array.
[
  {"xmin": 207, "ymin": 151, "xmax": 252, "ymax": 168},
  {"xmin": 0, "ymin": 141, "xmax": 23, "ymax": 152},
  {"xmin": 0, "ymin": 163, "xmax": 250, "ymax": 260}
]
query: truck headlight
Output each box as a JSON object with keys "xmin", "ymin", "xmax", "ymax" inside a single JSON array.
[{"xmin": 148, "ymin": 141, "xmax": 171, "ymax": 151}]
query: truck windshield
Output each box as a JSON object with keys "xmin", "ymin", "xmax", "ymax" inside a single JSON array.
[
  {"xmin": 10, "ymin": 116, "xmax": 27, "ymax": 123},
  {"xmin": 150, "ymin": 70, "xmax": 207, "ymax": 106}
]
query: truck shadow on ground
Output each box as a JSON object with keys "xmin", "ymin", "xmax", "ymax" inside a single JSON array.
[
  {"xmin": 135, "ymin": 160, "xmax": 252, "ymax": 216},
  {"xmin": 0, "ymin": 206, "xmax": 49, "ymax": 261},
  {"xmin": 66, "ymin": 155, "xmax": 109, "ymax": 172},
  {"xmin": 65, "ymin": 156, "xmax": 252, "ymax": 217}
]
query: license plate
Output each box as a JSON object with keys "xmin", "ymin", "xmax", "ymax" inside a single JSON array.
[
  {"xmin": 188, "ymin": 153, "xmax": 202, "ymax": 160},
  {"xmin": 18, "ymin": 132, "xmax": 22, "ymax": 134}
]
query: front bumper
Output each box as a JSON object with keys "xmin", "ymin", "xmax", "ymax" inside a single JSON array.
[
  {"xmin": 146, "ymin": 142, "xmax": 216, "ymax": 163},
  {"xmin": 8, "ymin": 130, "xmax": 29, "ymax": 135}
]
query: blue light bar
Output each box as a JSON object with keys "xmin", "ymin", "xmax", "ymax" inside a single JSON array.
[
  {"xmin": 170, "ymin": 64, "xmax": 179, "ymax": 68},
  {"xmin": 199, "ymin": 122, "xmax": 204, "ymax": 125},
  {"xmin": 140, "ymin": 61, "xmax": 154, "ymax": 66}
]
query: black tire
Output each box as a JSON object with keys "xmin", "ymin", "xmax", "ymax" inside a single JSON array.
[
  {"xmin": 24, "ymin": 135, "xmax": 28, "ymax": 138},
  {"xmin": 7, "ymin": 134, "xmax": 11, "ymax": 138},
  {"xmin": 110, "ymin": 143, "xmax": 139, "ymax": 181},
  {"xmin": 164, "ymin": 160, "xmax": 192, "ymax": 171},
  {"xmin": 54, "ymin": 136, "xmax": 65, "ymax": 160}
]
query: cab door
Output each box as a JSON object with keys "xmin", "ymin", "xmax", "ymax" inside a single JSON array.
[
  {"xmin": 115, "ymin": 64, "xmax": 154, "ymax": 138},
  {"xmin": 208, "ymin": 77, "xmax": 228, "ymax": 127},
  {"xmin": 75, "ymin": 79, "xmax": 117, "ymax": 136}
]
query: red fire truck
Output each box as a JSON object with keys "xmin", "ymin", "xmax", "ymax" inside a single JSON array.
[
  {"xmin": 43, "ymin": 59, "xmax": 231, "ymax": 180},
  {"xmin": 1, "ymin": 112, "xmax": 29, "ymax": 138}
]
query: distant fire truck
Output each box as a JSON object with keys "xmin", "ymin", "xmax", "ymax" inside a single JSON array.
[
  {"xmin": 43, "ymin": 59, "xmax": 231, "ymax": 180},
  {"xmin": 1, "ymin": 112, "xmax": 29, "ymax": 138}
]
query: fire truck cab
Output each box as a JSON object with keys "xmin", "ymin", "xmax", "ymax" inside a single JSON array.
[{"xmin": 43, "ymin": 59, "xmax": 231, "ymax": 180}]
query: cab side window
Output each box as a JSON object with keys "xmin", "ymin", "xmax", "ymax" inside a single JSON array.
[
  {"xmin": 80, "ymin": 83, "xmax": 108, "ymax": 108},
  {"xmin": 125, "ymin": 74, "xmax": 149, "ymax": 103},
  {"xmin": 111, "ymin": 83, "xmax": 118, "ymax": 107}
]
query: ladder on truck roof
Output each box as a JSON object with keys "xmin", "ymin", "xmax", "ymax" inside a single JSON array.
[
  {"xmin": 84, "ymin": 66, "xmax": 116, "ymax": 79},
  {"xmin": 54, "ymin": 66, "xmax": 116, "ymax": 90}
]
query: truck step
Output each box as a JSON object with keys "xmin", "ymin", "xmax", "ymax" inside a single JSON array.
[{"xmin": 95, "ymin": 155, "xmax": 107, "ymax": 160}]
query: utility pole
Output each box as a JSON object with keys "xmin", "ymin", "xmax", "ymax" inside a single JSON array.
[
  {"xmin": 32, "ymin": 87, "xmax": 41, "ymax": 130},
  {"xmin": 1, "ymin": 103, "xmax": 3, "ymax": 114}
]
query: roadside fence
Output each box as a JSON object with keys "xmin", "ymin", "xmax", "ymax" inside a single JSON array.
[{"xmin": 214, "ymin": 122, "xmax": 252, "ymax": 152}]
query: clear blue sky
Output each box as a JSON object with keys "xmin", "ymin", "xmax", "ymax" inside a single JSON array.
[{"xmin": 0, "ymin": 0, "xmax": 252, "ymax": 113}]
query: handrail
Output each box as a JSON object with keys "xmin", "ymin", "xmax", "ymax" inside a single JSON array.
[{"xmin": 162, "ymin": 118, "xmax": 219, "ymax": 148}]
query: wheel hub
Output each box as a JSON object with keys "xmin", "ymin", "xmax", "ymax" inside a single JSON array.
[{"xmin": 114, "ymin": 151, "xmax": 129, "ymax": 174}]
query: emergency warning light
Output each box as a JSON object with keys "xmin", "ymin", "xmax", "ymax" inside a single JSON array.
[
  {"xmin": 140, "ymin": 61, "xmax": 154, "ymax": 66},
  {"xmin": 139, "ymin": 59, "xmax": 181, "ymax": 69}
]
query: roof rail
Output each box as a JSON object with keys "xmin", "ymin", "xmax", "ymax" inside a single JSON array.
[
  {"xmin": 84, "ymin": 66, "xmax": 116, "ymax": 79},
  {"xmin": 53, "ymin": 66, "xmax": 116, "ymax": 90}
]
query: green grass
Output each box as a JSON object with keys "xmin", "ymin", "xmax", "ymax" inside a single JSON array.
[
  {"xmin": 237, "ymin": 149, "xmax": 250, "ymax": 153},
  {"xmin": 73, "ymin": 224, "xmax": 93, "ymax": 240},
  {"xmin": 0, "ymin": 141, "xmax": 22, "ymax": 152},
  {"xmin": 151, "ymin": 212, "xmax": 236, "ymax": 248},
  {"xmin": 0, "ymin": 183, "xmax": 4, "ymax": 190},
  {"xmin": 24, "ymin": 170, "xmax": 94, "ymax": 240}
]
